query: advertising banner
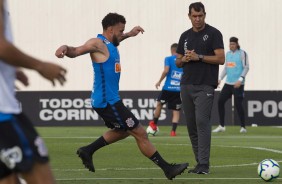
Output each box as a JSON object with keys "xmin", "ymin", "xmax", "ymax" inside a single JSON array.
[
  {"xmin": 16, "ymin": 91, "xmax": 233, "ymax": 126},
  {"xmin": 234, "ymin": 91, "xmax": 282, "ymax": 126}
]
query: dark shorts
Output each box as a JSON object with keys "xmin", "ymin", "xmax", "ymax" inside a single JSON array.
[
  {"xmin": 157, "ymin": 90, "xmax": 182, "ymax": 110},
  {"xmin": 0, "ymin": 113, "xmax": 49, "ymax": 179},
  {"xmin": 93, "ymin": 100, "xmax": 139, "ymax": 131}
]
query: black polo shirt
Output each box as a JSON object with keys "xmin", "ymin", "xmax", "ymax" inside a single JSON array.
[{"xmin": 177, "ymin": 24, "xmax": 224, "ymax": 88}]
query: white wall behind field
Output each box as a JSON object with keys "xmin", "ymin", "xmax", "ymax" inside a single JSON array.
[{"xmin": 8, "ymin": 0, "xmax": 282, "ymax": 91}]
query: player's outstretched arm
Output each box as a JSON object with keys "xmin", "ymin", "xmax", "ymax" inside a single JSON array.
[
  {"xmin": 55, "ymin": 38, "xmax": 101, "ymax": 58},
  {"xmin": 121, "ymin": 26, "xmax": 144, "ymax": 41}
]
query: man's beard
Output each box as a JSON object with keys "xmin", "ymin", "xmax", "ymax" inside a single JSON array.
[{"xmin": 112, "ymin": 35, "xmax": 120, "ymax": 47}]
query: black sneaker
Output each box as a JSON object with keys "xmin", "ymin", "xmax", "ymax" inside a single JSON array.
[
  {"xmin": 188, "ymin": 164, "xmax": 209, "ymax": 174},
  {"xmin": 76, "ymin": 147, "xmax": 95, "ymax": 172},
  {"xmin": 164, "ymin": 163, "xmax": 189, "ymax": 180}
]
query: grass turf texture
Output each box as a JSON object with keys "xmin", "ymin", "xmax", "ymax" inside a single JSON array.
[{"xmin": 37, "ymin": 126, "xmax": 282, "ymax": 184}]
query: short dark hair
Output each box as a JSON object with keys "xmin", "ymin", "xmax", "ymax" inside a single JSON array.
[
  {"xmin": 171, "ymin": 43, "xmax": 178, "ymax": 49},
  {"xmin": 102, "ymin": 13, "xmax": 126, "ymax": 30},
  {"xmin": 189, "ymin": 2, "xmax": 206, "ymax": 15}
]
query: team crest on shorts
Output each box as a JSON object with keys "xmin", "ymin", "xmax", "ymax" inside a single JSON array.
[
  {"xmin": 125, "ymin": 118, "xmax": 135, "ymax": 127},
  {"xmin": 0, "ymin": 146, "xmax": 22, "ymax": 169}
]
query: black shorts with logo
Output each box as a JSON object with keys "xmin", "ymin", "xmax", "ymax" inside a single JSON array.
[
  {"xmin": 93, "ymin": 100, "xmax": 139, "ymax": 131},
  {"xmin": 157, "ymin": 90, "xmax": 182, "ymax": 110},
  {"xmin": 0, "ymin": 113, "xmax": 49, "ymax": 179}
]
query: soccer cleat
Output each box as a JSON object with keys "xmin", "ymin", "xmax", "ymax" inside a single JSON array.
[
  {"xmin": 240, "ymin": 127, "xmax": 247, "ymax": 133},
  {"xmin": 170, "ymin": 131, "xmax": 176, "ymax": 136},
  {"xmin": 212, "ymin": 125, "xmax": 226, "ymax": 133},
  {"xmin": 76, "ymin": 147, "xmax": 95, "ymax": 172},
  {"xmin": 188, "ymin": 164, "xmax": 209, "ymax": 174},
  {"xmin": 149, "ymin": 121, "xmax": 158, "ymax": 131},
  {"xmin": 188, "ymin": 164, "xmax": 200, "ymax": 173},
  {"xmin": 163, "ymin": 163, "xmax": 189, "ymax": 180}
]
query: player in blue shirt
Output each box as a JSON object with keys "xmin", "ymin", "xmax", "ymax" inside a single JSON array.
[
  {"xmin": 212, "ymin": 37, "xmax": 250, "ymax": 133},
  {"xmin": 148, "ymin": 43, "xmax": 183, "ymax": 136},
  {"xmin": 55, "ymin": 13, "xmax": 188, "ymax": 180}
]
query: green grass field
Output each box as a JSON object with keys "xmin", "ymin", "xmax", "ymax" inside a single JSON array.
[{"xmin": 37, "ymin": 126, "xmax": 282, "ymax": 184}]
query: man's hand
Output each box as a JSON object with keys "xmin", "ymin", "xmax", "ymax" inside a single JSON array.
[
  {"xmin": 122, "ymin": 26, "xmax": 145, "ymax": 41},
  {"xmin": 36, "ymin": 62, "xmax": 67, "ymax": 86},
  {"xmin": 185, "ymin": 50, "xmax": 201, "ymax": 61},
  {"xmin": 217, "ymin": 80, "xmax": 222, "ymax": 89},
  {"xmin": 128, "ymin": 26, "xmax": 145, "ymax": 37},
  {"xmin": 155, "ymin": 81, "xmax": 161, "ymax": 89},
  {"xmin": 234, "ymin": 81, "xmax": 242, "ymax": 88},
  {"xmin": 16, "ymin": 69, "xmax": 29, "ymax": 87},
  {"xmin": 55, "ymin": 45, "xmax": 68, "ymax": 58},
  {"xmin": 181, "ymin": 50, "xmax": 198, "ymax": 62}
]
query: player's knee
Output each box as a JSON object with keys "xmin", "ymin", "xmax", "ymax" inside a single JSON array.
[{"xmin": 136, "ymin": 126, "xmax": 149, "ymax": 140}]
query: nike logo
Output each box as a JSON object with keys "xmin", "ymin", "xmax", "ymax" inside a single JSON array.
[{"xmin": 207, "ymin": 93, "xmax": 213, "ymax": 97}]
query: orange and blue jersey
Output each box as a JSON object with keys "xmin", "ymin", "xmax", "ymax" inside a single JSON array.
[
  {"xmin": 220, "ymin": 49, "xmax": 249, "ymax": 85},
  {"xmin": 91, "ymin": 34, "xmax": 121, "ymax": 108}
]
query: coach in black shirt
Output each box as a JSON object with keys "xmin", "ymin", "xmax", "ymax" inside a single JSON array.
[{"xmin": 176, "ymin": 2, "xmax": 225, "ymax": 174}]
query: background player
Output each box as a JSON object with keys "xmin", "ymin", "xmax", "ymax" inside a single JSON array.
[
  {"xmin": 212, "ymin": 36, "xmax": 249, "ymax": 133},
  {"xmin": 148, "ymin": 43, "xmax": 183, "ymax": 136}
]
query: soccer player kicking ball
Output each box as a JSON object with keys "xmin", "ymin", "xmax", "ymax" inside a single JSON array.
[{"xmin": 55, "ymin": 13, "xmax": 188, "ymax": 180}]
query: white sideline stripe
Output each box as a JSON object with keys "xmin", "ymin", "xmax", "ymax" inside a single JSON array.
[
  {"xmin": 212, "ymin": 161, "xmax": 282, "ymax": 168},
  {"xmin": 53, "ymin": 167, "xmax": 159, "ymax": 171},
  {"xmin": 53, "ymin": 160, "xmax": 282, "ymax": 172},
  {"xmin": 55, "ymin": 178, "xmax": 265, "ymax": 181},
  {"xmin": 212, "ymin": 136, "xmax": 282, "ymax": 139},
  {"xmin": 217, "ymin": 145, "xmax": 282, "ymax": 154},
  {"xmin": 42, "ymin": 136, "xmax": 282, "ymax": 139},
  {"xmin": 158, "ymin": 144, "xmax": 282, "ymax": 155},
  {"xmin": 43, "ymin": 136, "xmax": 99, "ymax": 139}
]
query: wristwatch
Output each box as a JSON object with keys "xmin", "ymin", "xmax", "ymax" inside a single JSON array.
[{"xmin": 198, "ymin": 54, "xmax": 204, "ymax": 62}]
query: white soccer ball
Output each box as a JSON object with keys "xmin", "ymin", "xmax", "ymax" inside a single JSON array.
[
  {"xmin": 146, "ymin": 126, "xmax": 159, "ymax": 136},
  {"xmin": 258, "ymin": 159, "xmax": 280, "ymax": 182}
]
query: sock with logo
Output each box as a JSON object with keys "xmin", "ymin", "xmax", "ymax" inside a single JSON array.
[
  {"xmin": 83, "ymin": 136, "xmax": 108, "ymax": 155},
  {"xmin": 150, "ymin": 151, "xmax": 170, "ymax": 169}
]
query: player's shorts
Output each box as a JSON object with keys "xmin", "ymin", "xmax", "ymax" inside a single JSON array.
[
  {"xmin": 93, "ymin": 100, "xmax": 139, "ymax": 131},
  {"xmin": 157, "ymin": 90, "xmax": 182, "ymax": 110},
  {"xmin": 0, "ymin": 113, "xmax": 49, "ymax": 179}
]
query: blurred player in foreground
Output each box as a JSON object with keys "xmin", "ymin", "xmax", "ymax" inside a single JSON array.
[
  {"xmin": 0, "ymin": 0, "xmax": 66, "ymax": 184},
  {"xmin": 55, "ymin": 12, "xmax": 188, "ymax": 180}
]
